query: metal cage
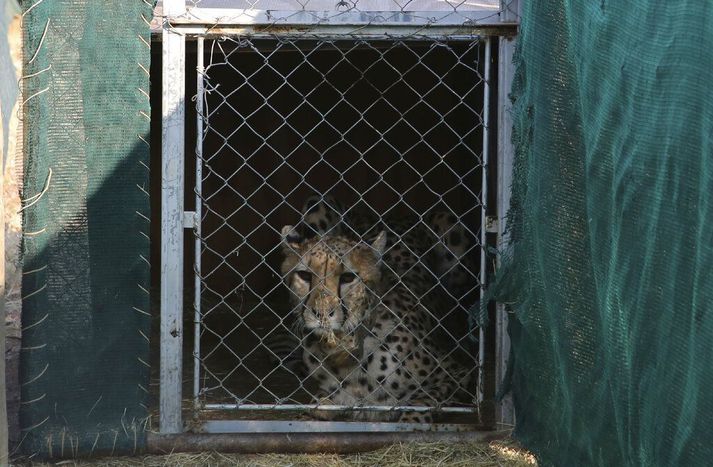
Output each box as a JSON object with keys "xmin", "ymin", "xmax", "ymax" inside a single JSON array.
[{"xmin": 157, "ymin": 0, "xmax": 518, "ymax": 438}]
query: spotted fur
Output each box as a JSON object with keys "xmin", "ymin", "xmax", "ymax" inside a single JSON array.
[
  {"xmin": 299, "ymin": 194, "xmax": 344, "ymax": 239},
  {"xmin": 280, "ymin": 205, "xmax": 473, "ymax": 423},
  {"xmin": 426, "ymin": 211, "xmax": 478, "ymax": 298}
]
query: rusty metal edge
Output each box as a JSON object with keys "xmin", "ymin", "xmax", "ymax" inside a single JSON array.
[
  {"xmin": 150, "ymin": 24, "xmax": 518, "ymax": 39},
  {"xmin": 146, "ymin": 429, "xmax": 512, "ymax": 454}
]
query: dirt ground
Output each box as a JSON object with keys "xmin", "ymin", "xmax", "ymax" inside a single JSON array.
[{"xmin": 16, "ymin": 439, "xmax": 536, "ymax": 466}]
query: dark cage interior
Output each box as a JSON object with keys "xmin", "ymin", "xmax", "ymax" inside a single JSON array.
[{"xmin": 150, "ymin": 36, "xmax": 498, "ymax": 427}]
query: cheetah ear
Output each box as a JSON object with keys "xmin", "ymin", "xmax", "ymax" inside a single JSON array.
[
  {"xmin": 370, "ymin": 230, "xmax": 388, "ymax": 258},
  {"xmin": 281, "ymin": 225, "xmax": 303, "ymax": 252}
]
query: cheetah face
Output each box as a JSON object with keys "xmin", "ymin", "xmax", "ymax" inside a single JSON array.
[{"xmin": 280, "ymin": 225, "xmax": 387, "ymax": 342}]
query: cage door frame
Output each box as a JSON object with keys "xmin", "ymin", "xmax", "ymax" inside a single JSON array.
[
  {"xmin": 191, "ymin": 34, "xmax": 490, "ymax": 428},
  {"xmin": 160, "ymin": 3, "xmax": 519, "ymax": 435}
]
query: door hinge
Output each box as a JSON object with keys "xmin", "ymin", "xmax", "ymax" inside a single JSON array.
[
  {"xmin": 183, "ymin": 211, "xmax": 198, "ymax": 229},
  {"xmin": 485, "ymin": 215, "xmax": 499, "ymax": 234}
]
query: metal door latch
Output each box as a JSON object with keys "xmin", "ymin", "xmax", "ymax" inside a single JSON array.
[{"xmin": 183, "ymin": 211, "xmax": 198, "ymax": 229}]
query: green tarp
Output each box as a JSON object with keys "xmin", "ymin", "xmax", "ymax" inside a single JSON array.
[
  {"xmin": 21, "ymin": 0, "xmax": 152, "ymax": 457},
  {"xmin": 500, "ymin": 2, "xmax": 713, "ymax": 465}
]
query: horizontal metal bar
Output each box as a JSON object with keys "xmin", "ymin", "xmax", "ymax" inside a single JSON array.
[
  {"xmin": 147, "ymin": 430, "xmax": 512, "ymax": 454},
  {"xmin": 203, "ymin": 403, "xmax": 478, "ymax": 413},
  {"xmin": 170, "ymin": 0, "xmax": 501, "ymax": 9},
  {"xmin": 167, "ymin": 8, "xmax": 506, "ymax": 26},
  {"xmin": 190, "ymin": 37, "xmax": 480, "ymax": 53},
  {"xmin": 159, "ymin": 25, "xmax": 514, "ymax": 40},
  {"xmin": 202, "ymin": 420, "xmax": 480, "ymax": 433},
  {"xmin": 155, "ymin": 23, "xmax": 515, "ymax": 39}
]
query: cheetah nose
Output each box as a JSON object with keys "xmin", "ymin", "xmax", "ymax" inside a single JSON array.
[{"xmin": 316, "ymin": 294, "xmax": 339, "ymax": 319}]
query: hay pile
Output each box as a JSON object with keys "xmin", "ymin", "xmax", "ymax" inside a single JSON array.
[{"xmin": 21, "ymin": 440, "xmax": 535, "ymax": 466}]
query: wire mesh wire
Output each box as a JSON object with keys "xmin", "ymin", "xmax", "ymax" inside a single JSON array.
[{"xmin": 191, "ymin": 34, "xmax": 489, "ymax": 422}]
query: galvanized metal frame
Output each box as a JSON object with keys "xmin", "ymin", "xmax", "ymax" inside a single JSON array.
[
  {"xmin": 147, "ymin": 429, "xmax": 511, "ymax": 454},
  {"xmin": 161, "ymin": 0, "xmax": 187, "ymax": 435},
  {"xmin": 174, "ymin": 10, "xmax": 505, "ymax": 26},
  {"xmin": 159, "ymin": 0, "xmax": 519, "ymax": 434},
  {"xmin": 495, "ymin": 0, "xmax": 518, "ymax": 428},
  {"xmin": 193, "ymin": 36, "xmax": 205, "ymax": 408},
  {"xmin": 164, "ymin": 2, "xmax": 509, "ymax": 27},
  {"xmin": 477, "ymin": 36, "xmax": 491, "ymax": 409},
  {"xmin": 201, "ymin": 403, "xmax": 480, "ymax": 412},
  {"xmin": 152, "ymin": 0, "xmax": 518, "ymax": 37},
  {"xmin": 167, "ymin": 25, "xmax": 513, "ymax": 40},
  {"xmin": 203, "ymin": 420, "xmax": 480, "ymax": 433}
]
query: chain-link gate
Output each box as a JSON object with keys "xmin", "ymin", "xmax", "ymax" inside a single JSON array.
[{"xmin": 158, "ymin": 0, "xmax": 518, "ymax": 435}]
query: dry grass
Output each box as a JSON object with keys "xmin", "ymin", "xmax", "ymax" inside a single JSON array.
[{"xmin": 20, "ymin": 440, "xmax": 536, "ymax": 466}]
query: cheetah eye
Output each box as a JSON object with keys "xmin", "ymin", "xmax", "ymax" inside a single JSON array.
[
  {"xmin": 295, "ymin": 271, "xmax": 312, "ymax": 283},
  {"xmin": 340, "ymin": 272, "xmax": 358, "ymax": 284}
]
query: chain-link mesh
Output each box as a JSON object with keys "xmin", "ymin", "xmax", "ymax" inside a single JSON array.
[{"xmin": 191, "ymin": 35, "xmax": 488, "ymax": 423}]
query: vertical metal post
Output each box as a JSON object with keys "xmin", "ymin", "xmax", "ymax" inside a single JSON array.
[
  {"xmin": 478, "ymin": 37, "xmax": 491, "ymax": 407},
  {"xmin": 161, "ymin": 0, "xmax": 187, "ymax": 434},
  {"xmin": 493, "ymin": 0, "xmax": 520, "ymax": 428},
  {"xmin": 194, "ymin": 37, "xmax": 204, "ymax": 406},
  {"xmin": 495, "ymin": 33, "xmax": 516, "ymax": 427}
]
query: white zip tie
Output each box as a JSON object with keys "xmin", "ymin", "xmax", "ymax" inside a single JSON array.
[
  {"xmin": 24, "ymin": 228, "xmax": 47, "ymax": 237},
  {"xmin": 20, "ymin": 416, "xmax": 49, "ymax": 432},
  {"xmin": 21, "ymin": 64, "xmax": 51, "ymax": 81},
  {"xmin": 21, "ymin": 313, "xmax": 48, "ymax": 332},
  {"xmin": 19, "ymin": 168, "xmax": 52, "ymax": 213},
  {"xmin": 27, "ymin": 19, "xmax": 50, "ymax": 65},
  {"xmin": 22, "ymin": 363, "xmax": 49, "ymax": 387},
  {"xmin": 21, "ymin": 86, "xmax": 50, "ymax": 107},
  {"xmin": 22, "ymin": 0, "xmax": 46, "ymax": 17},
  {"xmin": 22, "ymin": 283, "xmax": 47, "ymax": 300},
  {"xmin": 22, "ymin": 265, "xmax": 48, "ymax": 275},
  {"xmin": 20, "ymin": 393, "xmax": 46, "ymax": 405}
]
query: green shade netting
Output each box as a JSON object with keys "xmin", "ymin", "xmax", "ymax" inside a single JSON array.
[
  {"xmin": 21, "ymin": 0, "xmax": 152, "ymax": 457},
  {"xmin": 499, "ymin": 2, "xmax": 713, "ymax": 465}
]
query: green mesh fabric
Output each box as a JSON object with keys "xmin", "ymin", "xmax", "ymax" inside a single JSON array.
[
  {"xmin": 497, "ymin": 2, "xmax": 713, "ymax": 465},
  {"xmin": 20, "ymin": 0, "xmax": 152, "ymax": 457}
]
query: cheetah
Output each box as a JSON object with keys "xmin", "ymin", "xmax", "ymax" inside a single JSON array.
[
  {"xmin": 286, "ymin": 196, "xmax": 480, "ymax": 340},
  {"xmin": 426, "ymin": 210, "xmax": 480, "ymax": 300},
  {"xmin": 298, "ymin": 196, "xmax": 478, "ymax": 298},
  {"xmin": 280, "ymin": 205, "xmax": 475, "ymax": 423},
  {"xmin": 299, "ymin": 194, "xmax": 345, "ymax": 239}
]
